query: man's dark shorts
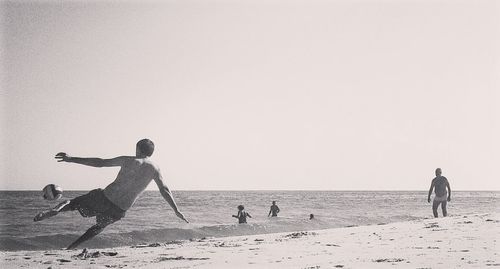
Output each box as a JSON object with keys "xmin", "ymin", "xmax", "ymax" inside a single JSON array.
[{"xmin": 69, "ymin": 189, "xmax": 125, "ymax": 221}]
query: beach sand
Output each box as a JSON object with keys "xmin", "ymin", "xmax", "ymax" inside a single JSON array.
[{"xmin": 1, "ymin": 213, "xmax": 498, "ymax": 268}]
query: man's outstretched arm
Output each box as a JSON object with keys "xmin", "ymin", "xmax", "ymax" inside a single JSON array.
[
  {"xmin": 153, "ymin": 170, "xmax": 188, "ymax": 223},
  {"xmin": 55, "ymin": 152, "xmax": 126, "ymax": 167}
]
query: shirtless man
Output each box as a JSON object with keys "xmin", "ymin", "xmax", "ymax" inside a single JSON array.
[
  {"xmin": 427, "ymin": 168, "xmax": 451, "ymax": 218},
  {"xmin": 268, "ymin": 201, "xmax": 280, "ymax": 217},
  {"xmin": 34, "ymin": 139, "xmax": 188, "ymax": 249}
]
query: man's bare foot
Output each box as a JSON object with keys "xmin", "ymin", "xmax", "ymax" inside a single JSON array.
[
  {"xmin": 33, "ymin": 210, "xmax": 58, "ymax": 222},
  {"xmin": 34, "ymin": 200, "xmax": 70, "ymax": 222}
]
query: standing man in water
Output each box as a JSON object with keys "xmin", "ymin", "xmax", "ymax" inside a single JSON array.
[
  {"xmin": 34, "ymin": 139, "xmax": 188, "ymax": 249},
  {"xmin": 268, "ymin": 201, "xmax": 280, "ymax": 217},
  {"xmin": 427, "ymin": 168, "xmax": 452, "ymax": 217}
]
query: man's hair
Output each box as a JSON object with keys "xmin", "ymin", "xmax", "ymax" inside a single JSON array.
[
  {"xmin": 435, "ymin": 168, "xmax": 442, "ymax": 174},
  {"xmin": 237, "ymin": 205, "xmax": 244, "ymax": 210},
  {"xmin": 137, "ymin": 139, "xmax": 155, "ymax": 157}
]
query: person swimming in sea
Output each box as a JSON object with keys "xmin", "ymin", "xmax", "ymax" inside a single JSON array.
[{"xmin": 232, "ymin": 205, "xmax": 252, "ymax": 224}]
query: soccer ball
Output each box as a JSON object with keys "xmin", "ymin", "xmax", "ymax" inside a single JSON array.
[{"xmin": 42, "ymin": 184, "xmax": 63, "ymax": 200}]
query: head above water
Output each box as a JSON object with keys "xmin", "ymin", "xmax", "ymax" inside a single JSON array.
[
  {"xmin": 237, "ymin": 205, "xmax": 244, "ymax": 211},
  {"xmin": 136, "ymin": 139, "xmax": 155, "ymax": 157},
  {"xmin": 435, "ymin": 168, "xmax": 442, "ymax": 176}
]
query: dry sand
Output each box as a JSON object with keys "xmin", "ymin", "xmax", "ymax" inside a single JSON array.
[{"xmin": 1, "ymin": 213, "xmax": 498, "ymax": 268}]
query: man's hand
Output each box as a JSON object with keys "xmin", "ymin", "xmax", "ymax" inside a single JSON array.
[
  {"xmin": 55, "ymin": 152, "xmax": 71, "ymax": 162},
  {"xmin": 447, "ymin": 197, "xmax": 451, "ymax": 202},
  {"xmin": 175, "ymin": 211, "xmax": 189, "ymax": 223},
  {"xmin": 427, "ymin": 197, "xmax": 431, "ymax": 203}
]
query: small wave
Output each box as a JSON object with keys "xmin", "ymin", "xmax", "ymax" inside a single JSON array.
[
  {"xmin": 0, "ymin": 215, "xmax": 430, "ymax": 251},
  {"xmin": 0, "ymin": 218, "xmax": 329, "ymax": 251}
]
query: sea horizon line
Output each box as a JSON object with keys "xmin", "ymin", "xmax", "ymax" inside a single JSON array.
[{"xmin": 1, "ymin": 189, "xmax": 499, "ymax": 192}]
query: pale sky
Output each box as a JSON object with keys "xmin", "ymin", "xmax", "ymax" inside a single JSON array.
[{"xmin": 1, "ymin": 0, "xmax": 499, "ymax": 191}]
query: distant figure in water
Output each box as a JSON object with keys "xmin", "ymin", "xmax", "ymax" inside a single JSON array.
[
  {"xmin": 33, "ymin": 139, "xmax": 188, "ymax": 249},
  {"xmin": 233, "ymin": 205, "xmax": 252, "ymax": 223},
  {"xmin": 427, "ymin": 168, "xmax": 452, "ymax": 218},
  {"xmin": 268, "ymin": 201, "xmax": 280, "ymax": 217},
  {"xmin": 309, "ymin": 214, "xmax": 314, "ymax": 220}
]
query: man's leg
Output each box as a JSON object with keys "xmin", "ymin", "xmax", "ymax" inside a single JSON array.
[
  {"xmin": 432, "ymin": 200, "xmax": 440, "ymax": 218},
  {"xmin": 441, "ymin": 200, "xmax": 448, "ymax": 217},
  {"xmin": 66, "ymin": 215, "xmax": 118, "ymax": 250},
  {"xmin": 34, "ymin": 200, "xmax": 71, "ymax": 222}
]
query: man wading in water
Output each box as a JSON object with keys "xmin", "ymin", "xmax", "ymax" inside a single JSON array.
[{"xmin": 34, "ymin": 139, "xmax": 188, "ymax": 249}]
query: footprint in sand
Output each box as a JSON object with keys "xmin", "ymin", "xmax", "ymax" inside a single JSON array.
[
  {"xmin": 214, "ymin": 242, "xmax": 241, "ymax": 247},
  {"xmin": 424, "ymin": 223, "xmax": 439, "ymax": 229},
  {"xmin": 73, "ymin": 249, "xmax": 119, "ymax": 260},
  {"xmin": 155, "ymin": 256, "xmax": 210, "ymax": 262},
  {"xmin": 284, "ymin": 231, "xmax": 317, "ymax": 239},
  {"xmin": 373, "ymin": 258, "xmax": 405, "ymax": 263}
]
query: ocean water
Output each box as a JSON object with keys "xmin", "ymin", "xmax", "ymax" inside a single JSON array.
[{"xmin": 0, "ymin": 190, "xmax": 498, "ymax": 251}]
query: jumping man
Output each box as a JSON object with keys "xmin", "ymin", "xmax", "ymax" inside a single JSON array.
[{"xmin": 34, "ymin": 139, "xmax": 188, "ymax": 249}]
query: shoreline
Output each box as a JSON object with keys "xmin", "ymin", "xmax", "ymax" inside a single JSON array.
[
  {"xmin": 0, "ymin": 214, "xmax": 433, "ymax": 252},
  {"xmin": 1, "ymin": 213, "xmax": 498, "ymax": 268},
  {"xmin": 0, "ymin": 214, "xmax": 451, "ymax": 252}
]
